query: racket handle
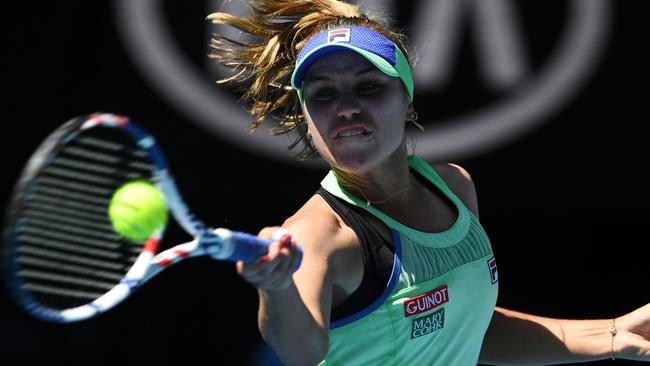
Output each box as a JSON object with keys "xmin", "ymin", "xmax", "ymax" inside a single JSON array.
[
  {"xmin": 229, "ymin": 231, "xmax": 272, "ymax": 262},
  {"xmin": 203, "ymin": 229, "xmax": 302, "ymax": 271}
]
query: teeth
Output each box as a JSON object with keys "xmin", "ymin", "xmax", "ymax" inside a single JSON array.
[{"xmin": 339, "ymin": 128, "xmax": 367, "ymax": 137}]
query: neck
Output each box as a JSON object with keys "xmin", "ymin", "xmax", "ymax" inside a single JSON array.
[{"xmin": 333, "ymin": 148, "xmax": 413, "ymax": 207}]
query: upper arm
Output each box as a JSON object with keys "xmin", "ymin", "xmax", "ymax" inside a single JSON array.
[
  {"xmin": 434, "ymin": 163, "xmax": 480, "ymax": 218},
  {"xmin": 281, "ymin": 201, "xmax": 354, "ymax": 330}
]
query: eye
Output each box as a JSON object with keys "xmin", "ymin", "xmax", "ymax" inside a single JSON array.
[
  {"xmin": 313, "ymin": 87, "xmax": 337, "ymax": 101},
  {"xmin": 357, "ymin": 82, "xmax": 383, "ymax": 95}
]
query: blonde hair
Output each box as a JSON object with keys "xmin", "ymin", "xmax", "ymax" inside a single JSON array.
[{"xmin": 207, "ymin": 0, "xmax": 411, "ymax": 160}]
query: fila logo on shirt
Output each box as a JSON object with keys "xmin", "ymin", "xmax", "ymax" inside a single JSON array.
[
  {"xmin": 488, "ymin": 257, "xmax": 498, "ymax": 284},
  {"xmin": 327, "ymin": 28, "xmax": 351, "ymax": 43},
  {"xmin": 403, "ymin": 285, "xmax": 449, "ymax": 318}
]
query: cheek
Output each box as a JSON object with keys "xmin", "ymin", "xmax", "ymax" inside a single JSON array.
[
  {"xmin": 303, "ymin": 101, "xmax": 342, "ymax": 143},
  {"xmin": 366, "ymin": 96, "xmax": 408, "ymax": 128},
  {"xmin": 303, "ymin": 106, "xmax": 328, "ymax": 138},
  {"xmin": 303, "ymin": 108, "xmax": 336, "ymax": 160},
  {"xmin": 303, "ymin": 101, "xmax": 332, "ymax": 123}
]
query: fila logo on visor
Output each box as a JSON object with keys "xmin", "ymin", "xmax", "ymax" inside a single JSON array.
[{"xmin": 328, "ymin": 28, "xmax": 351, "ymax": 43}]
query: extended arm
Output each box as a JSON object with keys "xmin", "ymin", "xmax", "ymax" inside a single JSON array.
[
  {"xmin": 238, "ymin": 200, "xmax": 355, "ymax": 366},
  {"xmin": 435, "ymin": 163, "xmax": 650, "ymax": 364},
  {"xmin": 240, "ymin": 220, "xmax": 333, "ymax": 366},
  {"xmin": 479, "ymin": 304, "xmax": 650, "ymax": 365}
]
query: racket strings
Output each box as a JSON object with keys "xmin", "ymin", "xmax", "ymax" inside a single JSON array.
[{"xmin": 13, "ymin": 127, "xmax": 156, "ymax": 309}]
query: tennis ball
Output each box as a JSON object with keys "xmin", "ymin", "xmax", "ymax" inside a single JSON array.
[{"xmin": 108, "ymin": 180, "xmax": 168, "ymax": 242}]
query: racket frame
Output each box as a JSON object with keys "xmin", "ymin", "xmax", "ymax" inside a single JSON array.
[{"xmin": 3, "ymin": 113, "xmax": 292, "ymax": 323}]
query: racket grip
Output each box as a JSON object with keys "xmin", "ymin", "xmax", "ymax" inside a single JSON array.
[
  {"xmin": 206, "ymin": 229, "xmax": 302, "ymax": 271},
  {"xmin": 230, "ymin": 231, "xmax": 272, "ymax": 263}
]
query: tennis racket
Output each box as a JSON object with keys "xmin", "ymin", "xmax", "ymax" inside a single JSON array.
[{"xmin": 2, "ymin": 112, "xmax": 302, "ymax": 323}]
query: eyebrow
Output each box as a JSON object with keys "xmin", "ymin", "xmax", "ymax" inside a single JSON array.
[{"xmin": 305, "ymin": 66, "xmax": 380, "ymax": 82}]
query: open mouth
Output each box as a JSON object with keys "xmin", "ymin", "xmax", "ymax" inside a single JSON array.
[{"xmin": 333, "ymin": 125, "xmax": 371, "ymax": 139}]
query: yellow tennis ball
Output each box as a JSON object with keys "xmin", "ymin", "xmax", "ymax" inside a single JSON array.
[{"xmin": 108, "ymin": 180, "xmax": 168, "ymax": 242}]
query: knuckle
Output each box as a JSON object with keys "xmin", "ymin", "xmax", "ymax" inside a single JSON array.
[
  {"xmin": 257, "ymin": 226, "xmax": 280, "ymax": 238},
  {"xmin": 271, "ymin": 227, "xmax": 291, "ymax": 241}
]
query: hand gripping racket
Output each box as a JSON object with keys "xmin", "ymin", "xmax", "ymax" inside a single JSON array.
[{"xmin": 2, "ymin": 112, "xmax": 302, "ymax": 323}]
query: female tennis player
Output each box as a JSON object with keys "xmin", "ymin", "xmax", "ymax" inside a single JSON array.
[{"xmin": 208, "ymin": 1, "xmax": 650, "ymax": 365}]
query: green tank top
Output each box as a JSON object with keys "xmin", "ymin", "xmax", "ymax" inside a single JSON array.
[{"xmin": 318, "ymin": 155, "xmax": 498, "ymax": 365}]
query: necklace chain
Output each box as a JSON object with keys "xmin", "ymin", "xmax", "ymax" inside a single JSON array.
[{"xmin": 359, "ymin": 186, "xmax": 411, "ymax": 206}]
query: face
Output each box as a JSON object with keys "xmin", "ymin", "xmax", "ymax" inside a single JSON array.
[{"xmin": 302, "ymin": 51, "xmax": 411, "ymax": 173}]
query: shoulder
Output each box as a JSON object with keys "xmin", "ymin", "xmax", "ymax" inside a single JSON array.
[
  {"xmin": 282, "ymin": 194, "xmax": 362, "ymax": 279},
  {"xmin": 431, "ymin": 162, "xmax": 480, "ymax": 217},
  {"xmin": 432, "ymin": 162, "xmax": 473, "ymax": 188},
  {"xmin": 283, "ymin": 194, "xmax": 349, "ymax": 250}
]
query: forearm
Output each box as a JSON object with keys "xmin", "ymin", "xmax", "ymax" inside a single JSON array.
[
  {"xmin": 479, "ymin": 307, "xmax": 613, "ymax": 365},
  {"xmin": 258, "ymin": 282, "xmax": 328, "ymax": 366}
]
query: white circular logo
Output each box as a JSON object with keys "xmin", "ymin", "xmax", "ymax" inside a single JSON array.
[{"xmin": 114, "ymin": 0, "xmax": 610, "ymax": 165}]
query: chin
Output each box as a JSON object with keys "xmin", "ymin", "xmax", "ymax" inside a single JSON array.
[
  {"xmin": 332, "ymin": 152, "xmax": 380, "ymax": 173},
  {"xmin": 321, "ymin": 138, "xmax": 405, "ymax": 173}
]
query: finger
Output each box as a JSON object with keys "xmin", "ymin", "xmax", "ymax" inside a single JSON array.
[
  {"xmin": 257, "ymin": 226, "xmax": 292, "ymax": 258},
  {"xmin": 283, "ymin": 237, "xmax": 301, "ymax": 273},
  {"xmin": 246, "ymin": 237, "xmax": 284, "ymax": 270},
  {"xmin": 265, "ymin": 243, "xmax": 299, "ymax": 290},
  {"xmin": 241, "ymin": 259, "xmax": 278, "ymax": 283},
  {"xmin": 237, "ymin": 230, "xmax": 295, "ymax": 288},
  {"xmin": 258, "ymin": 226, "xmax": 285, "ymax": 240},
  {"xmin": 237, "ymin": 257, "xmax": 270, "ymax": 281},
  {"xmin": 264, "ymin": 238, "xmax": 284, "ymax": 263},
  {"xmin": 239, "ymin": 241, "xmax": 284, "ymax": 282},
  {"xmin": 288, "ymin": 241, "xmax": 301, "ymax": 272},
  {"xmin": 271, "ymin": 227, "xmax": 291, "ymax": 242},
  {"xmin": 264, "ymin": 257, "xmax": 294, "ymax": 290}
]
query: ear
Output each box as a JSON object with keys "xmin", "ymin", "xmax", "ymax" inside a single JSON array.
[
  {"xmin": 405, "ymin": 103, "xmax": 415, "ymax": 121},
  {"xmin": 405, "ymin": 103, "xmax": 424, "ymax": 131}
]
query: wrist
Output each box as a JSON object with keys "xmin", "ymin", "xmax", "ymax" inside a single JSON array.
[
  {"xmin": 609, "ymin": 314, "xmax": 649, "ymax": 362},
  {"xmin": 558, "ymin": 317, "xmax": 616, "ymax": 362},
  {"xmin": 609, "ymin": 318, "xmax": 617, "ymax": 360}
]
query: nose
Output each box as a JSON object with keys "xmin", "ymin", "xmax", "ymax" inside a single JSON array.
[{"xmin": 336, "ymin": 94, "xmax": 361, "ymax": 120}]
